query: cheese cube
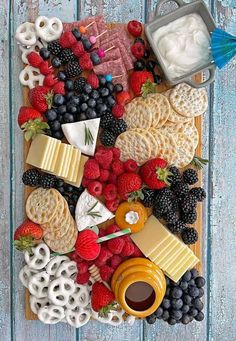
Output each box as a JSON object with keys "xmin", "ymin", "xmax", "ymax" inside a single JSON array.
[
  {"xmin": 26, "ymin": 134, "xmax": 53, "ymax": 169},
  {"xmin": 66, "ymin": 155, "xmax": 88, "ymax": 188},
  {"xmin": 54, "ymin": 144, "xmax": 69, "ymax": 177},
  {"xmin": 47, "ymin": 139, "xmax": 61, "ymax": 172},
  {"xmin": 60, "ymin": 144, "xmax": 73, "ymax": 178},
  {"xmin": 65, "ymin": 148, "xmax": 81, "ymax": 183}
]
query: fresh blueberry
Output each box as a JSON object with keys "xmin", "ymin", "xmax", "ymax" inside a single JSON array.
[
  {"xmin": 49, "ymin": 120, "xmax": 61, "ymax": 131},
  {"xmin": 66, "ymin": 91, "xmax": 75, "ymax": 101},
  {"xmin": 170, "ymin": 310, "xmax": 183, "ymax": 321},
  {"xmin": 53, "ymin": 130, "xmax": 64, "ymax": 140},
  {"xmin": 194, "ymin": 311, "xmax": 204, "ymax": 321},
  {"xmin": 154, "ymin": 307, "xmax": 163, "ymax": 318},
  {"xmin": 57, "ymin": 71, "xmax": 67, "ymax": 81},
  {"xmin": 171, "ymin": 298, "xmax": 183, "ymax": 310},
  {"xmin": 45, "ymin": 128, "xmax": 52, "ymax": 136},
  {"xmin": 96, "ymin": 103, "xmax": 108, "ymax": 115},
  {"xmin": 84, "ymin": 84, "xmax": 93, "ymax": 94},
  {"xmin": 71, "ymin": 193, "xmax": 79, "ymax": 204},
  {"xmin": 66, "ymin": 103, "xmax": 77, "ymax": 114},
  {"xmin": 192, "ymin": 298, "xmax": 204, "ymax": 311},
  {"xmin": 63, "ymin": 194, "xmax": 70, "ymax": 202},
  {"xmin": 183, "ymin": 294, "xmax": 192, "ymax": 305},
  {"xmin": 198, "ymin": 288, "xmax": 204, "ymax": 298},
  {"xmin": 188, "ymin": 285, "xmax": 199, "ymax": 298},
  {"xmin": 45, "ymin": 109, "xmax": 57, "ymax": 121},
  {"xmin": 80, "ymin": 93, "xmax": 89, "ymax": 102},
  {"xmin": 191, "ymin": 268, "xmax": 199, "ymax": 279},
  {"xmin": 182, "ymin": 305, "xmax": 190, "ymax": 313},
  {"xmin": 182, "ymin": 270, "xmax": 192, "ymax": 282},
  {"xmin": 56, "ymin": 178, "xmax": 64, "ymax": 188},
  {"xmin": 65, "ymin": 79, "xmax": 74, "ymax": 91},
  {"xmin": 63, "ymin": 113, "xmax": 74, "ymax": 123},
  {"xmin": 181, "ymin": 314, "xmax": 191, "ymax": 324},
  {"xmin": 134, "ymin": 59, "xmax": 145, "ymax": 71},
  {"xmin": 58, "ymin": 115, "xmax": 64, "ymax": 123},
  {"xmin": 96, "ymin": 97, "xmax": 103, "ymax": 105},
  {"xmin": 162, "ymin": 310, "xmax": 170, "ymax": 321},
  {"xmin": 81, "ymin": 37, "xmax": 92, "ymax": 51},
  {"xmin": 114, "ymin": 83, "xmax": 123, "ymax": 92},
  {"xmin": 98, "ymin": 75, "xmax": 106, "ymax": 86},
  {"xmin": 161, "ymin": 298, "xmax": 171, "ymax": 310},
  {"xmin": 57, "ymin": 186, "xmax": 65, "ymax": 195},
  {"xmin": 72, "ymin": 28, "xmax": 81, "ymax": 41},
  {"xmin": 64, "ymin": 184, "xmax": 74, "ymax": 193},
  {"xmin": 180, "ymin": 281, "xmax": 188, "ymax": 290},
  {"xmin": 53, "ymin": 94, "xmax": 65, "ymax": 106},
  {"xmin": 171, "ymin": 287, "xmax": 183, "ymax": 299},
  {"xmin": 39, "ymin": 47, "xmax": 50, "ymax": 60},
  {"xmin": 168, "ymin": 318, "xmax": 177, "ymax": 325},
  {"xmin": 143, "ymin": 49, "xmax": 150, "ymax": 59},
  {"xmin": 51, "ymin": 57, "xmax": 61, "ymax": 68},
  {"xmin": 146, "ymin": 314, "xmax": 156, "ymax": 325},
  {"xmin": 100, "ymin": 87, "xmax": 109, "ymax": 97},
  {"xmin": 189, "ymin": 308, "xmax": 198, "ymax": 317},
  {"xmin": 86, "ymin": 108, "xmax": 97, "ymax": 119},
  {"xmin": 106, "ymin": 82, "xmax": 114, "ymax": 93},
  {"xmin": 106, "ymin": 95, "xmax": 116, "ymax": 107},
  {"xmin": 69, "ymin": 204, "xmax": 75, "ymax": 215},
  {"xmin": 80, "ymin": 102, "xmax": 88, "ymax": 112},
  {"xmin": 90, "ymin": 52, "xmax": 100, "ymax": 65},
  {"xmin": 90, "ymin": 90, "xmax": 100, "ymax": 100},
  {"xmin": 70, "ymin": 95, "xmax": 80, "ymax": 106},
  {"xmin": 57, "ymin": 105, "xmax": 67, "ymax": 115},
  {"xmin": 195, "ymin": 276, "xmax": 205, "ymax": 288},
  {"xmin": 77, "ymin": 113, "xmax": 87, "ymax": 121},
  {"xmin": 154, "ymin": 74, "xmax": 162, "ymax": 85},
  {"xmin": 88, "ymin": 98, "xmax": 96, "ymax": 108},
  {"xmin": 146, "ymin": 60, "xmax": 157, "ymax": 71}
]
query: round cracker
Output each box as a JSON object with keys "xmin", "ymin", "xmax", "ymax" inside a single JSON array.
[
  {"xmin": 26, "ymin": 188, "xmax": 59, "ymax": 224},
  {"xmin": 43, "ymin": 214, "xmax": 73, "ymax": 241},
  {"xmin": 163, "ymin": 90, "xmax": 192, "ymax": 124},
  {"xmin": 149, "ymin": 128, "xmax": 178, "ymax": 164},
  {"xmin": 124, "ymin": 97, "xmax": 153, "ymax": 130},
  {"xmin": 42, "ymin": 196, "xmax": 68, "ymax": 230},
  {"xmin": 115, "ymin": 130, "xmax": 151, "ymax": 165},
  {"xmin": 44, "ymin": 219, "xmax": 78, "ymax": 254},
  {"xmin": 147, "ymin": 93, "xmax": 171, "ymax": 128},
  {"xmin": 170, "ymin": 83, "xmax": 208, "ymax": 117},
  {"xmin": 131, "ymin": 128, "xmax": 159, "ymax": 159},
  {"xmin": 171, "ymin": 134, "xmax": 196, "ymax": 168}
]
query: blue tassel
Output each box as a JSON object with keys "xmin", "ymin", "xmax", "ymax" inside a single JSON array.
[{"xmin": 210, "ymin": 28, "xmax": 236, "ymax": 69}]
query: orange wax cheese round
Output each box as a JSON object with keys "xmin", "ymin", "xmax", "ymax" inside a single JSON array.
[{"xmin": 115, "ymin": 201, "xmax": 148, "ymax": 233}]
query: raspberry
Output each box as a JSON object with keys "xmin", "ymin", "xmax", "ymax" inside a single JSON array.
[
  {"xmin": 87, "ymin": 73, "xmax": 99, "ymax": 89},
  {"xmin": 76, "ymin": 271, "xmax": 90, "ymax": 284},
  {"xmin": 95, "ymin": 149, "xmax": 113, "ymax": 169},
  {"xmin": 69, "ymin": 251, "xmax": 81, "ymax": 262},
  {"xmin": 107, "ymin": 237, "xmax": 125, "ymax": 254},
  {"xmin": 110, "ymin": 147, "xmax": 121, "ymax": 160},
  {"xmin": 87, "ymin": 180, "xmax": 103, "ymax": 197},
  {"xmin": 120, "ymin": 235, "xmax": 131, "ymax": 243},
  {"xmin": 71, "ymin": 41, "xmax": 85, "ymax": 57},
  {"xmin": 107, "ymin": 173, "xmax": 117, "ymax": 184},
  {"xmin": 132, "ymin": 245, "xmax": 143, "ymax": 257},
  {"xmin": 98, "ymin": 169, "xmax": 110, "ymax": 182},
  {"xmin": 98, "ymin": 228, "xmax": 106, "ymax": 237},
  {"xmin": 40, "ymin": 61, "xmax": 52, "ymax": 75},
  {"xmin": 116, "ymin": 91, "xmax": 131, "ymax": 106},
  {"xmin": 43, "ymin": 74, "xmax": 57, "ymax": 87},
  {"xmin": 105, "ymin": 224, "xmax": 120, "ymax": 235},
  {"xmin": 79, "ymin": 53, "xmax": 93, "ymax": 70},
  {"xmin": 96, "ymin": 145, "xmax": 106, "ymax": 152},
  {"xmin": 94, "ymin": 247, "xmax": 113, "ymax": 267},
  {"xmin": 59, "ymin": 31, "xmax": 77, "ymax": 48},
  {"xmin": 131, "ymin": 42, "xmax": 145, "ymax": 59},
  {"xmin": 81, "ymin": 177, "xmax": 92, "ymax": 188},
  {"xmin": 84, "ymin": 159, "xmax": 100, "ymax": 179},
  {"xmin": 53, "ymin": 81, "xmax": 65, "ymax": 95},
  {"xmin": 127, "ymin": 20, "xmax": 142, "ymax": 37},
  {"xmin": 100, "ymin": 265, "xmax": 114, "ymax": 282},
  {"xmin": 103, "ymin": 184, "xmax": 117, "ymax": 201},
  {"xmin": 111, "ymin": 160, "xmax": 124, "ymax": 176},
  {"xmin": 27, "ymin": 52, "xmax": 43, "ymax": 68},
  {"xmin": 112, "ymin": 104, "xmax": 125, "ymax": 118},
  {"xmin": 120, "ymin": 242, "xmax": 135, "ymax": 257},
  {"xmin": 105, "ymin": 198, "xmax": 119, "ymax": 212},
  {"xmin": 110, "ymin": 255, "xmax": 123, "ymax": 269},
  {"xmin": 124, "ymin": 159, "xmax": 138, "ymax": 172},
  {"xmin": 77, "ymin": 261, "xmax": 89, "ymax": 274}
]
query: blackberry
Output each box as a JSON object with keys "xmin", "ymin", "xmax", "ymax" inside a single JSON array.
[
  {"xmin": 171, "ymin": 181, "xmax": 189, "ymax": 198},
  {"xmin": 189, "ymin": 187, "xmax": 206, "ymax": 202},
  {"xmin": 100, "ymin": 112, "xmax": 115, "ymax": 129},
  {"xmin": 168, "ymin": 166, "xmax": 182, "ymax": 185},
  {"xmin": 164, "ymin": 210, "xmax": 179, "ymax": 224},
  {"xmin": 154, "ymin": 193, "xmax": 173, "ymax": 214},
  {"xmin": 65, "ymin": 61, "xmax": 82, "ymax": 78},
  {"xmin": 109, "ymin": 119, "xmax": 127, "ymax": 136},
  {"xmin": 100, "ymin": 130, "xmax": 116, "ymax": 146},
  {"xmin": 40, "ymin": 174, "xmax": 56, "ymax": 188},
  {"xmin": 47, "ymin": 41, "xmax": 62, "ymax": 56},
  {"xmin": 153, "ymin": 205, "xmax": 163, "ymax": 219},
  {"xmin": 22, "ymin": 169, "xmax": 41, "ymax": 187},
  {"xmin": 181, "ymin": 228, "xmax": 198, "ymax": 244},
  {"xmin": 141, "ymin": 188, "xmax": 156, "ymax": 207},
  {"xmin": 183, "ymin": 169, "xmax": 198, "ymax": 185},
  {"xmin": 74, "ymin": 77, "xmax": 86, "ymax": 92},
  {"xmin": 168, "ymin": 220, "xmax": 186, "ymax": 234},
  {"xmin": 180, "ymin": 194, "xmax": 197, "ymax": 213},
  {"xmin": 182, "ymin": 209, "xmax": 197, "ymax": 224},
  {"xmin": 59, "ymin": 48, "xmax": 75, "ymax": 64}
]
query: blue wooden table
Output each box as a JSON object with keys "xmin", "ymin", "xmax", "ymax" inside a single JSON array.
[{"xmin": 1, "ymin": 0, "xmax": 236, "ymax": 340}]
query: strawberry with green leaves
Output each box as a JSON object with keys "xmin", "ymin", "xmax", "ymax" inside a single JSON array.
[
  {"xmin": 14, "ymin": 219, "xmax": 43, "ymax": 252},
  {"xmin": 130, "ymin": 71, "xmax": 156, "ymax": 97},
  {"xmin": 29, "ymin": 85, "xmax": 54, "ymax": 113},
  {"xmin": 117, "ymin": 172, "xmax": 142, "ymax": 200},
  {"xmin": 91, "ymin": 282, "xmax": 116, "ymax": 316},
  {"xmin": 18, "ymin": 106, "xmax": 49, "ymax": 141},
  {"xmin": 140, "ymin": 157, "xmax": 172, "ymax": 190}
]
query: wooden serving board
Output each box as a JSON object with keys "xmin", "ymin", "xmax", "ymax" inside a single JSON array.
[{"xmin": 22, "ymin": 22, "xmax": 203, "ymax": 321}]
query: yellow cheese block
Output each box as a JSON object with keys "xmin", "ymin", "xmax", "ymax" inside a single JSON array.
[
  {"xmin": 131, "ymin": 215, "xmax": 171, "ymax": 257},
  {"xmin": 54, "ymin": 144, "xmax": 69, "ymax": 177},
  {"xmin": 164, "ymin": 247, "xmax": 191, "ymax": 274},
  {"xmin": 168, "ymin": 248, "xmax": 193, "ymax": 275},
  {"xmin": 67, "ymin": 155, "xmax": 88, "ymax": 188},
  {"xmin": 166, "ymin": 253, "xmax": 199, "ymax": 282},
  {"xmin": 60, "ymin": 144, "xmax": 73, "ymax": 178},
  {"xmin": 148, "ymin": 235, "xmax": 173, "ymax": 261},
  {"xmin": 66, "ymin": 148, "xmax": 81, "ymax": 183},
  {"xmin": 152, "ymin": 238, "xmax": 181, "ymax": 264},
  {"xmin": 47, "ymin": 139, "xmax": 61, "ymax": 172},
  {"xmin": 26, "ymin": 134, "xmax": 53, "ymax": 169},
  {"xmin": 159, "ymin": 243, "xmax": 188, "ymax": 269}
]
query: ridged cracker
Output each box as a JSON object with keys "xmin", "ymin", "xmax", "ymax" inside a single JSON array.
[
  {"xmin": 162, "ymin": 90, "xmax": 192, "ymax": 124},
  {"xmin": 149, "ymin": 128, "xmax": 178, "ymax": 164},
  {"xmin": 171, "ymin": 134, "xmax": 196, "ymax": 168},
  {"xmin": 131, "ymin": 128, "xmax": 159, "ymax": 159},
  {"xmin": 44, "ymin": 219, "xmax": 78, "ymax": 254},
  {"xmin": 170, "ymin": 83, "xmax": 208, "ymax": 117},
  {"xmin": 124, "ymin": 97, "xmax": 153, "ymax": 130},
  {"xmin": 26, "ymin": 188, "xmax": 59, "ymax": 224},
  {"xmin": 147, "ymin": 93, "xmax": 171, "ymax": 128},
  {"xmin": 115, "ymin": 130, "xmax": 151, "ymax": 165}
]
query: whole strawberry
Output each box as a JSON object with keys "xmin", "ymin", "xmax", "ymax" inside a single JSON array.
[
  {"xmin": 18, "ymin": 106, "xmax": 49, "ymax": 141},
  {"xmin": 140, "ymin": 157, "xmax": 172, "ymax": 190},
  {"xmin": 91, "ymin": 282, "xmax": 116, "ymax": 316},
  {"xmin": 29, "ymin": 86, "xmax": 53, "ymax": 113},
  {"xmin": 14, "ymin": 219, "xmax": 43, "ymax": 252},
  {"xmin": 117, "ymin": 172, "xmax": 142, "ymax": 200},
  {"xmin": 130, "ymin": 71, "xmax": 155, "ymax": 97}
]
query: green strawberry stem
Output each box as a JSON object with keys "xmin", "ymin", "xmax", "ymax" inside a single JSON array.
[
  {"xmin": 141, "ymin": 80, "xmax": 156, "ymax": 98},
  {"xmin": 21, "ymin": 118, "xmax": 49, "ymax": 141},
  {"xmin": 97, "ymin": 228, "xmax": 131, "ymax": 243},
  {"xmin": 45, "ymin": 90, "xmax": 54, "ymax": 110},
  {"xmin": 50, "ymin": 249, "xmax": 75, "ymax": 257},
  {"xmin": 128, "ymin": 189, "xmax": 144, "ymax": 202},
  {"xmin": 13, "ymin": 236, "xmax": 37, "ymax": 253},
  {"xmin": 190, "ymin": 156, "xmax": 209, "ymax": 170},
  {"xmin": 156, "ymin": 167, "xmax": 172, "ymax": 186},
  {"xmin": 98, "ymin": 302, "xmax": 117, "ymax": 317}
]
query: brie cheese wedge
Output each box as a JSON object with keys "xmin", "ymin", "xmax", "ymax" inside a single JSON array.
[
  {"xmin": 62, "ymin": 118, "xmax": 100, "ymax": 156},
  {"xmin": 75, "ymin": 189, "xmax": 114, "ymax": 231}
]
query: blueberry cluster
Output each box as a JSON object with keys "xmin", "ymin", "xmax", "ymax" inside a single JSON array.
[
  {"xmin": 22, "ymin": 168, "xmax": 83, "ymax": 217},
  {"xmin": 146, "ymin": 268, "xmax": 205, "ymax": 325},
  {"xmin": 141, "ymin": 167, "xmax": 206, "ymax": 245},
  {"xmin": 44, "ymin": 75, "xmax": 124, "ymax": 140}
]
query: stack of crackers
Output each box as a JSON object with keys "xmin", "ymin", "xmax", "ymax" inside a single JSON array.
[
  {"xmin": 116, "ymin": 83, "xmax": 207, "ymax": 168},
  {"xmin": 26, "ymin": 188, "xmax": 78, "ymax": 253}
]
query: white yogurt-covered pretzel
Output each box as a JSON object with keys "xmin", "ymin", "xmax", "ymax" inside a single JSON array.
[
  {"xmin": 35, "ymin": 16, "xmax": 63, "ymax": 42},
  {"xmin": 19, "ymin": 39, "xmax": 46, "ymax": 64},
  {"xmin": 15, "ymin": 22, "xmax": 37, "ymax": 46},
  {"xmin": 48, "ymin": 277, "xmax": 75, "ymax": 306},
  {"xmin": 55, "ymin": 260, "xmax": 78, "ymax": 280},
  {"xmin": 25, "ymin": 243, "xmax": 50, "ymax": 270},
  {"xmin": 38, "ymin": 305, "xmax": 65, "ymax": 324},
  {"xmin": 126, "ymin": 315, "xmax": 136, "ymax": 326},
  {"xmin": 46, "ymin": 256, "xmax": 69, "ymax": 276},
  {"xmin": 108, "ymin": 306, "xmax": 125, "ymax": 326},
  {"xmin": 19, "ymin": 265, "xmax": 39, "ymax": 288},
  {"xmin": 19, "ymin": 65, "xmax": 44, "ymax": 89},
  {"xmin": 91, "ymin": 307, "xmax": 113, "ymax": 324},
  {"xmin": 65, "ymin": 284, "xmax": 90, "ymax": 310},
  {"xmin": 30, "ymin": 295, "xmax": 49, "ymax": 315},
  {"xmin": 65, "ymin": 307, "xmax": 91, "ymax": 328},
  {"xmin": 28, "ymin": 271, "xmax": 50, "ymax": 298}
]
